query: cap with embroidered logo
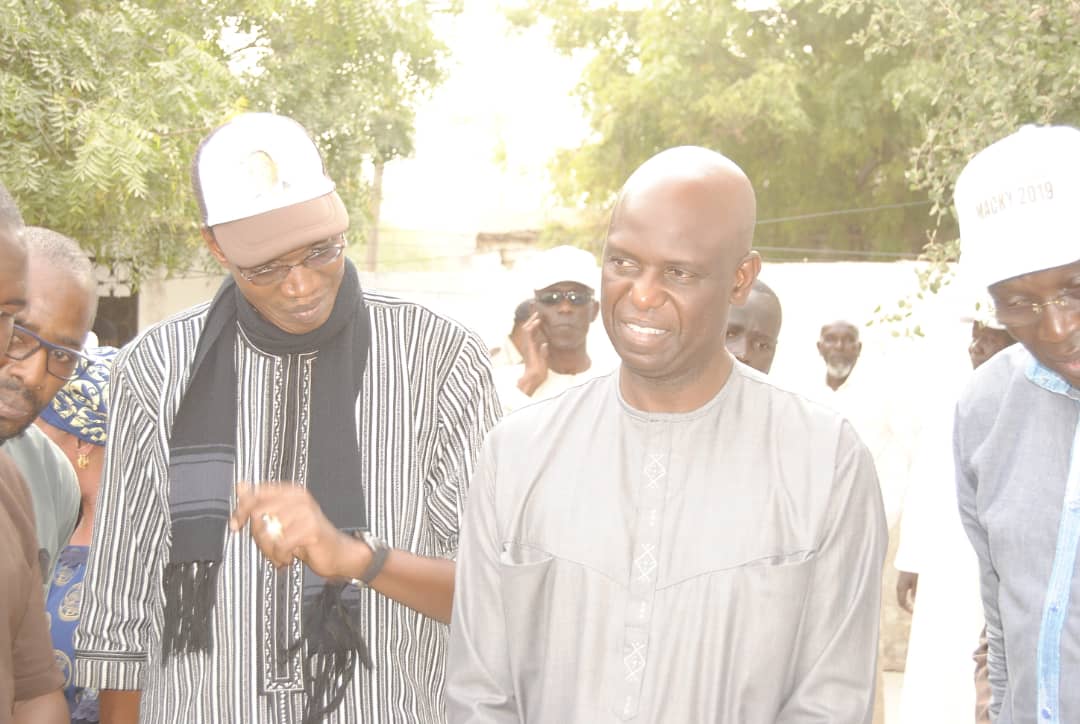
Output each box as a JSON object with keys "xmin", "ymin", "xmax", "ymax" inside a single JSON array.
[
  {"xmin": 194, "ymin": 112, "xmax": 349, "ymax": 267},
  {"xmin": 955, "ymin": 124, "xmax": 1080, "ymax": 292}
]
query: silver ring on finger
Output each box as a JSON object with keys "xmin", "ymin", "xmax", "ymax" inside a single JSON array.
[{"xmin": 261, "ymin": 513, "xmax": 284, "ymax": 540}]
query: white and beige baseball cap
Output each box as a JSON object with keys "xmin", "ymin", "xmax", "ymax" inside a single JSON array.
[
  {"xmin": 529, "ymin": 245, "xmax": 600, "ymax": 293},
  {"xmin": 194, "ymin": 112, "xmax": 349, "ymax": 267},
  {"xmin": 955, "ymin": 124, "xmax": 1080, "ymax": 292}
]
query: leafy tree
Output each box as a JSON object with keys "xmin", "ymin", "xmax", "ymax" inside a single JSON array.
[
  {"xmin": 809, "ymin": 0, "xmax": 1080, "ymax": 322},
  {"xmin": 514, "ymin": 0, "xmax": 932, "ymax": 258},
  {"xmin": 231, "ymin": 1, "xmax": 447, "ymax": 247},
  {"xmin": 825, "ymin": 0, "xmax": 1080, "ymax": 249},
  {"xmin": 0, "ymin": 0, "xmax": 238, "ymax": 285},
  {"xmin": 0, "ymin": 0, "xmax": 449, "ymax": 285}
]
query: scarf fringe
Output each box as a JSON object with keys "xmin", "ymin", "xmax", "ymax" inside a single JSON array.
[
  {"xmin": 292, "ymin": 583, "xmax": 373, "ymax": 724},
  {"xmin": 161, "ymin": 561, "xmax": 220, "ymax": 661}
]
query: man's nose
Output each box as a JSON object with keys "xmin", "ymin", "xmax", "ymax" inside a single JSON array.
[
  {"xmin": 628, "ymin": 274, "xmax": 664, "ymax": 311},
  {"xmin": 1036, "ymin": 303, "xmax": 1074, "ymax": 344},
  {"xmin": 280, "ymin": 263, "xmax": 320, "ymax": 297}
]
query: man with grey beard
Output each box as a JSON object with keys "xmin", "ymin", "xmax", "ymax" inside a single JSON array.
[{"xmin": 818, "ymin": 319, "xmax": 861, "ymax": 390}]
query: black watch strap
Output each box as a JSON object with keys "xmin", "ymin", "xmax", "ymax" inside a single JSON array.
[{"xmin": 350, "ymin": 530, "xmax": 390, "ymax": 587}]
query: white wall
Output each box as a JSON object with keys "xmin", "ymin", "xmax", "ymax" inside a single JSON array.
[
  {"xmin": 136, "ymin": 257, "xmax": 980, "ymax": 406},
  {"xmin": 137, "ymin": 272, "xmax": 222, "ymax": 331}
]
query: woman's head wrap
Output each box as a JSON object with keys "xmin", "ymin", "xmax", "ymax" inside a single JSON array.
[{"xmin": 39, "ymin": 346, "xmax": 119, "ymax": 446}]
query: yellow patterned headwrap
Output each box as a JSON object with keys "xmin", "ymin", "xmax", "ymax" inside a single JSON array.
[{"xmin": 39, "ymin": 346, "xmax": 118, "ymax": 446}]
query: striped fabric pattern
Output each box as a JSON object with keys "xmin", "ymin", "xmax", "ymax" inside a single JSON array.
[{"xmin": 74, "ymin": 292, "xmax": 500, "ymax": 723}]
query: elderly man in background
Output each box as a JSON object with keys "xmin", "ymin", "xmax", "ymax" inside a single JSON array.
[
  {"xmin": 449, "ymin": 146, "xmax": 885, "ymax": 723},
  {"xmin": 818, "ymin": 319, "xmax": 861, "ymax": 391},
  {"xmin": 815, "ymin": 316, "xmax": 915, "ymax": 724},
  {"xmin": 953, "ymin": 124, "xmax": 1080, "ymax": 724},
  {"xmin": 497, "ymin": 244, "xmax": 608, "ymax": 412}
]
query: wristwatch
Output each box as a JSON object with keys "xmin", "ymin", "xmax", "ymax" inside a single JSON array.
[{"xmin": 349, "ymin": 530, "xmax": 390, "ymax": 588}]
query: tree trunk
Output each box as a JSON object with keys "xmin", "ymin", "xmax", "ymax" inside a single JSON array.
[{"xmin": 366, "ymin": 160, "xmax": 384, "ymax": 272}]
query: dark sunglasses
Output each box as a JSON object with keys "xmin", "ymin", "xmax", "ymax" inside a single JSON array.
[{"xmin": 536, "ymin": 290, "xmax": 593, "ymax": 306}]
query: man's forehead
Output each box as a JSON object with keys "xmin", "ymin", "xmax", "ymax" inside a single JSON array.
[
  {"xmin": 612, "ymin": 156, "xmax": 756, "ymax": 248},
  {"xmin": 730, "ymin": 299, "xmax": 779, "ymax": 336},
  {"xmin": 990, "ymin": 258, "xmax": 1080, "ymax": 296},
  {"xmin": 821, "ymin": 322, "xmax": 857, "ymax": 337},
  {"xmin": 21, "ymin": 263, "xmax": 94, "ymax": 348}
]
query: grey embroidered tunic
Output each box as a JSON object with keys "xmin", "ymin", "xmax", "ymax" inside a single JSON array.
[
  {"xmin": 448, "ymin": 365, "xmax": 886, "ymax": 723},
  {"xmin": 74, "ymin": 292, "xmax": 499, "ymax": 723}
]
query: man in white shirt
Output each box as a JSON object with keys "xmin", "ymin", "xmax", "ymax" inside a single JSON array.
[
  {"xmin": 894, "ymin": 316, "xmax": 1015, "ymax": 724},
  {"xmin": 497, "ymin": 245, "xmax": 609, "ymax": 412}
]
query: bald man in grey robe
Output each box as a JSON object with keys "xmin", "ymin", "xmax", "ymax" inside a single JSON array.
[{"xmin": 448, "ymin": 147, "xmax": 886, "ymax": 723}]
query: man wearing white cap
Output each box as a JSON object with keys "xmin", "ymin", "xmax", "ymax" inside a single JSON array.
[
  {"xmin": 74, "ymin": 113, "xmax": 499, "ymax": 724},
  {"xmin": 497, "ymin": 245, "xmax": 607, "ymax": 412},
  {"xmin": 953, "ymin": 124, "xmax": 1080, "ymax": 724}
]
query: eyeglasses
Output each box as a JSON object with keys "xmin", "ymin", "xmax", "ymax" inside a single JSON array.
[
  {"xmin": 5, "ymin": 324, "xmax": 87, "ymax": 381},
  {"xmin": 993, "ymin": 289, "xmax": 1080, "ymax": 327},
  {"xmin": 536, "ymin": 290, "xmax": 593, "ymax": 306},
  {"xmin": 237, "ymin": 240, "xmax": 346, "ymax": 287}
]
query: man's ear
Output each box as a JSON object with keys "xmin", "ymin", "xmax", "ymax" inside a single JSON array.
[
  {"xmin": 202, "ymin": 227, "xmax": 229, "ymax": 269},
  {"xmin": 589, "ymin": 299, "xmax": 600, "ymax": 322},
  {"xmin": 730, "ymin": 251, "xmax": 761, "ymax": 305}
]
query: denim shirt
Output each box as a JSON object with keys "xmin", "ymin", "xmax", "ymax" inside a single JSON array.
[{"xmin": 955, "ymin": 344, "xmax": 1080, "ymax": 724}]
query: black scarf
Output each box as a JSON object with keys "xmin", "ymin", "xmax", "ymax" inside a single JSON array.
[{"xmin": 162, "ymin": 260, "xmax": 371, "ymax": 722}]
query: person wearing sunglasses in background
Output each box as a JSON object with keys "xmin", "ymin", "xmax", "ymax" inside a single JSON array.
[
  {"xmin": 497, "ymin": 244, "xmax": 610, "ymax": 413},
  {"xmin": 1, "ymin": 225, "xmax": 93, "ymax": 593}
]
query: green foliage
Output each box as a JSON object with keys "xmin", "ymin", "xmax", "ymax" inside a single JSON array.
[
  {"xmin": 518, "ymin": 0, "xmax": 933, "ymax": 259},
  {"xmin": 238, "ymin": 1, "xmax": 446, "ymax": 242},
  {"xmin": 0, "ymin": 0, "xmax": 238, "ymax": 284},
  {"xmin": 815, "ymin": 0, "xmax": 1080, "ymax": 326},
  {"xmin": 0, "ymin": 0, "xmax": 449, "ymax": 287},
  {"xmin": 828, "ymin": 0, "xmax": 1080, "ymax": 225}
]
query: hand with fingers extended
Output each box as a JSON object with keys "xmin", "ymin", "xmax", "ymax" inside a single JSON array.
[
  {"xmin": 229, "ymin": 482, "xmax": 369, "ymax": 579},
  {"xmin": 516, "ymin": 311, "xmax": 549, "ymax": 396}
]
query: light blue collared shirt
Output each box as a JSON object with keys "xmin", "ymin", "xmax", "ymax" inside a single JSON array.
[{"xmin": 956, "ymin": 345, "xmax": 1080, "ymax": 724}]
